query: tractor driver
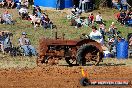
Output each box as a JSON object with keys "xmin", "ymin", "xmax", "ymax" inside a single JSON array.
[
  {"xmin": 18, "ymin": 32, "xmax": 37, "ymax": 56},
  {"xmin": 89, "ymin": 26, "xmax": 104, "ymax": 45}
]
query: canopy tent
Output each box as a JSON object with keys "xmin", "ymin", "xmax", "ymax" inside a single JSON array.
[{"xmin": 34, "ymin": 0, "xmax": 73, "ymax": 9}]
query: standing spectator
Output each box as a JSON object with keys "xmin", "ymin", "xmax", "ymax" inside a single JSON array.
[
  {"xmin": 79, "ymin": 0, "xmax": 85, "ymax": 12},
  {"xmin": 84, "ymin": 0, "xmax": 91, "ymax": 12},
  {"xmin": 89, "ymin": 26, "xmax": 103, "ymax": 44},
  {"xmin": 56, "ymin": 0, "xmax": 61, "ymax": 10},
  {"xmin": 96, "ymin": 12, "xmax": 103, "ymax": 24}
]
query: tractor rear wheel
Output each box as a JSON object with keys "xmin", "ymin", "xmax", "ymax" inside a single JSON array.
[{"xmin": 76, "ymin": 44, "xmax": 101, "ymax": 66}]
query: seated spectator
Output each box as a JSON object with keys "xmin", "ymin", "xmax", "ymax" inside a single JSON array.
[
  {"xmin": 0, "ymin": 32, "xmax": 5, "ymax": 54},
  {"xmin": 120, "ymin": 0, "xmax": 131, "ymax": 10},
  {"xmin": 0, "ymin": 15, "xmax": 2, "ymax": 24},
  {"xmin": 6, "ymin": 0, "xmax": 15, "ymax": 8},
  {"xmin": 32, "ymin": 5, "xmax": 41, "ymax": 15},
  {"xmin": 99, "ymin": 22, "xmax": 106, "ymax": 40},
  {"xmin": 109, "ymin": 22, "xmax": 118, "ymax": 36},
  {"xmin": 36, "ymin": 9, "xmax": 41, "ymax": 18},
  {"xmin": 19, "ymin": 6, "xmax": 28, "ymax": 19},
  {"xmin": 23, "ymin": 0, "xmax": 28, "ymax": 8},
  {"xmin": 0, "ymin": 0, "xmax": 5, "ymax": 8},
  {"xmin": 15, "ymin": 0, "xmax": 21, "ymax": 9},
  {"xmin": 124, "ymin": 10, "xmax": 132, "ymax": 25},
  {"xmin": 119, "ymin": 11, "xmax": 126, "ymax": 25},
  {"xmin": 30, "ymin": 14, "xmax": 41, "ymax": 28},
  {"xmin": 67, "ymin": 9, "xmax": 77, "ymax": 20},
  {"xmin": 114, "ymin": 11, "xmax": 121, "ymax": 22},
  {"xmin": 112, "ymin": 0, "xmax": 121, "ymax": 10},
  {"xmin": 129, "ymin": 36, "xmax": 132, "ymax": 46},
  {"xmin": 88, "ymin": 13, "xmax": 94, "ymax": 25},
  {"xmin": 1, "ymin": 10, "xmax": 14, "ymax": 24},
  {"xmin": 96, "ymin": 12, "xmax": 103, "ymax": 24},
  {"xmin": 18, "ymin": 32, "xmax": 37, "ymax": 56},
  {"xmin": 41, "ymin": 15, "xmax": 53, "ymax": 29},
  {"xmin": 0, "ymin": 31, "xmax": 12, "ymax": 54},
  {"xmin": 89, "ymin": 26, "xmax": 103, "ymax": 44},
  {"xmin": 75, "ymin": 15, "xmax": 83, "ymax": 28}
]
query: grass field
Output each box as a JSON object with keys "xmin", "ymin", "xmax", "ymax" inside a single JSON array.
[{"xmin": 0, "ymin": 8, "xmax": 132, "ymax": 68}]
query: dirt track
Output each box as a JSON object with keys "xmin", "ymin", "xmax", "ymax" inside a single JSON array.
[{"xmin": 0, "ymin": 66, "xmax": 131, "ymax": 88}]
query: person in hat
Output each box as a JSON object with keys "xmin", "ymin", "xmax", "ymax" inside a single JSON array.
[
  {"xmin": 89, "ymin": 26, "xmax": 103, "ymax": 44},
  {"xmin": 18, "ymin": 32, "xmax": 37, "ymax": 56}
]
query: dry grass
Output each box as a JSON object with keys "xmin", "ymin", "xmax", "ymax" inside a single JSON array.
[{"xmin": 0, "ymin": 8, "xmax": 132, "ymax": 68}]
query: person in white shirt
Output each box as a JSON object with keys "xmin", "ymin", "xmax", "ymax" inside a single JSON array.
[
  {"xmin": 89, "ymin": 26, "xmax": 103, "ymax": 44},
  {"xmin": 96, "ymin": 12, "xmax": 103, "ymax": 24},
  {"xmin": 19, "ymin": 6, "xmax": 28, "ymax": 19}
]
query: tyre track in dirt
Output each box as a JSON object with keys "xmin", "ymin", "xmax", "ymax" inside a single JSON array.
[{"xmin": 0, "ymin": 66, "xmax": 131, "ymax": 88}]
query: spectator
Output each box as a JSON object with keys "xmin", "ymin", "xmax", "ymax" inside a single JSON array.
[
  {"xmin": 89, "ymin": 26, "xmax": 103, "ymax": 44},
  {"xmin": 129, "ymin": 36, "xmax": 132, "ymax": 46},
  {"xmin": 31, "ymin": 14, "xmax": 41, "ymax": 28},
  {"xmin": 84, "ymin": 0, "xmax": 91, "ymax": 12},
  {"xmin": 79, "ymin": 0, "xmax": 85, "ymax": 12},
  {"xmin": 96, "ymin": 12, "xmax": 103, "ymax": 24},
  {"xmin": 0, "ymin": 0, "xmax": 5, "ymax": 8},
  {"xmin": 36, "ymin": 9, "xmax": 41, "ymax": 18},
  {"xmin": 6, "ymin": 0, "xmax": 15, "ymax": 8},
  {"xmin": 119, "ymin": 11, "xmax": 126, "ymax": 24},
  {"xmin": 15, "ymin": 0, "xmax": 22, "ymax": 9},
  {"xmin": 88, "ymin": 13, "xmax": 94, "ymax": 25},
  {"xmin": 18, "ymin": 32, "xmax": 37, "ymax": 56},
  {"xmin": 33, "ymin": 5, "xmax": 41, "ymax": 15},
  {"xmin": 99, "ymin": 22, "xmax": 106, "ymax": 40},
  {"xmin": 109, "ymin": 22, "xmax": 118, "ymax": 36},
  {"xmin": 19, "ymin": 6, "xmax": 28, "ymax": 19},
  {"xmin": 42, "ymin": 15, "xmax": 53, "ymax": 29},
  {"xmin": 1, "ymin": 10, "xmax": 14, "ymax": 24},
  {"xmin": 120, "ymin": 0, "xmax": 131, "ymax": 10},
  {"xmin": 112, "ymin": 0, "xmax": 121, "ymax": 10},
  {"xmin": 75, "ymin": 15, "xmax": 82, "ymax": 28},
  {"xmin": 23, "ymin": 0, "xmax": 28, "ymax": 8},
  {"xmin": 0, "ymin": 32, "xmax": 6, "ymax": 54},
  {"xmin": 40, "ymin": 13, "xmax": 46, "ymax": 25},
  {"xmin": 56, "ymin": 0, "xmax": 61, "ymax": 10}
]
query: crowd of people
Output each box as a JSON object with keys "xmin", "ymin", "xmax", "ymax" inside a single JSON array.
[
  {"xmin": 0, "ymin": 0, "xmax": 28, "ymax": 9},
  {"xmin": 115, "ymin": 10, "xmax": 132, "ymax": 26},
  {"xmin": 0, "ymin": 31, "xmax": 37, "ymax": 56},
  {"xmin": 18, "ymin": 5, "xmax": 53, "ymax": 29},
  {"xmin": 112, "ymin": 0, "xmax": 131, "ymax": 10},
  {"xmin": 66, "ymin": 3, "xmax": 132, "ymax": 57},
  {"xmin": 0, "ymin": 0, "xmax": 132, "ymax": 57}
]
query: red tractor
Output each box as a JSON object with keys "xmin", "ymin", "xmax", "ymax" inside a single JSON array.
[{"xmin": 38, "ymin": 32, "xmax": 104, "ymax": 66}]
